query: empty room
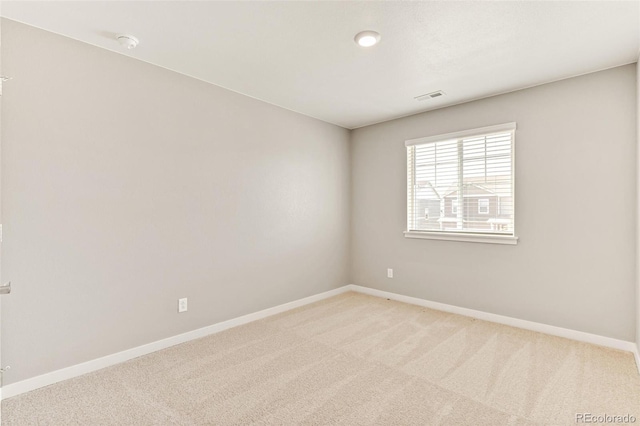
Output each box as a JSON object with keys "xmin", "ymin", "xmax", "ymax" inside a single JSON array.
[{"xmin": 0, "ymin": 1, "xmax": 638, "ymax": 425}]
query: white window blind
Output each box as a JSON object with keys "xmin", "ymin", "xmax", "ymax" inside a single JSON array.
[{"xmin": 406, "ymin": 123, "xmax": 516, "ymax": 240}]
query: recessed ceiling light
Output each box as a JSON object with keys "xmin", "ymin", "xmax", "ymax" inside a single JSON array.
[
  {"xmin": 117, "ymin": 34, "xmax": 139, "ymax": 50},
  {"xmin": 354, "ymin": 31, "xmax": 381, "ymax": 47}
]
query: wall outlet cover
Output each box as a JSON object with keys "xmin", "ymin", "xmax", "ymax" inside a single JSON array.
[{"xmin": 178, "ymin": 298, "xmax": 188, "ymax": 313}]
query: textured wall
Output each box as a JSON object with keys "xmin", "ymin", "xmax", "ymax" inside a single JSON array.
[
  {"xmin": 350, "ymin": 64, "xmax": 637, "ymax": 341},
  {"xmin": 1, "ymin": 19, "xmax": 351, "ymax": 384}
]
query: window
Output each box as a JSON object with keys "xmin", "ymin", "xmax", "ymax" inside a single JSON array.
[
  {"xmin": 405, "ymin": 123, "xmax": 517, "ymax": 244},
  {"xmin": 478, "ymin": 199, "xmax": 489, "ymax": 214}
]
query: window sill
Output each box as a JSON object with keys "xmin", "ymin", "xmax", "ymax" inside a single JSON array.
[{"xmin": 403, "ymin": 231, "xmax": 518, "ymax": 245}]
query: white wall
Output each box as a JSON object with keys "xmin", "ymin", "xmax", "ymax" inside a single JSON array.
[
  {"xmin": 637, "ymin": 59, "xmax": 640, "ymax": 349},
  {"xmin": 0, "ymin": 19, "xmax": 351, "ymax": 384},
  {"xmin": 1, "ymin": 17, "xmax": 638, "ymax": 387},
  {"xmin": 350, "ymin": 64, "xmax": 637, "ymax": 341}
]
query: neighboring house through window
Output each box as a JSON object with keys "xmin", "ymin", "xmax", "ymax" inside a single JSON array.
[
  {"xmin": 478, "ymin": 199, "xmax": 489, "ymax": 214},
  {"xmin": 405, "ymin": 123, "xmax": 518, "ymax": 244}
]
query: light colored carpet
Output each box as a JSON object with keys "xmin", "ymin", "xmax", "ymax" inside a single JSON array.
[{"xmin": 2, "ymin": 292, "xmax": 639, "ymax": 425}]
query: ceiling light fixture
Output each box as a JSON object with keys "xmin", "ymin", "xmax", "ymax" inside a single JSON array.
[
  {"xmin": 354, "ymin": 30, "xmax": 381, "ymax": 47},
  {"xmin": 117, "ymin": 34, "xmax": 139, "ymax": 50}
]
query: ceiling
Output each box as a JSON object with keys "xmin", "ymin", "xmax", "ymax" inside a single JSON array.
[{"xmin": 2, "ymin": 1, "xmax": 639, "ymax": 129}]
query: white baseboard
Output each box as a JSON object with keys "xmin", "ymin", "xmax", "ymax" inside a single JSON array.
[
  {"xmin": 3, "ymin": 284, "xmax": 638, "ymax": 400},
  {"xmin": 1, "ymin": 286, "xmax": 351, "ymax": 400},
  {"xmin": 634, "ymin": 344, "xmax": 640, "ymax": 375},
  {"xmin": 347, "ymin": 285, "xmax": 638, "ymax": 356}
]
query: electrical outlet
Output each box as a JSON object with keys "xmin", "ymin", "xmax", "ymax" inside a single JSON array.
[
  {"xmin": 387, "ymin": 268, "xmax": 393, "ymax": 278},
  {"xmin": 178, "ymin": 298, "xmax": 188, "ymax": 313}
]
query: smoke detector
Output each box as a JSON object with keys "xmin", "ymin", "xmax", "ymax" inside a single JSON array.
[
  {"xmin": 117, "ymin": 35, "xmax": 139, "ymax": 50},
  {"xmin": 415, "ymin": 91, "xmax": 445, "ymax": 101}
]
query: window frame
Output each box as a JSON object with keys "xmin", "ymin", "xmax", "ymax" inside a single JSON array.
[{"xmin": 405, "ymin": 122, "xmax": 518, "ymax": 245}]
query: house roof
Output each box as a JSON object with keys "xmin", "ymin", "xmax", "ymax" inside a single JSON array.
[
  {"xmin": 443, "ymin": 183, "xmax": 497, "ymax": 198},
  {"xmin": 415, "ymin": 182, "xmax": 440, "ymax": 200}
]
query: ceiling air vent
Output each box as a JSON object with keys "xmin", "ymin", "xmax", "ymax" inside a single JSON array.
[{"xmin": 415, "ymin": 91, "xmax": 445, "ymax": 101}]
